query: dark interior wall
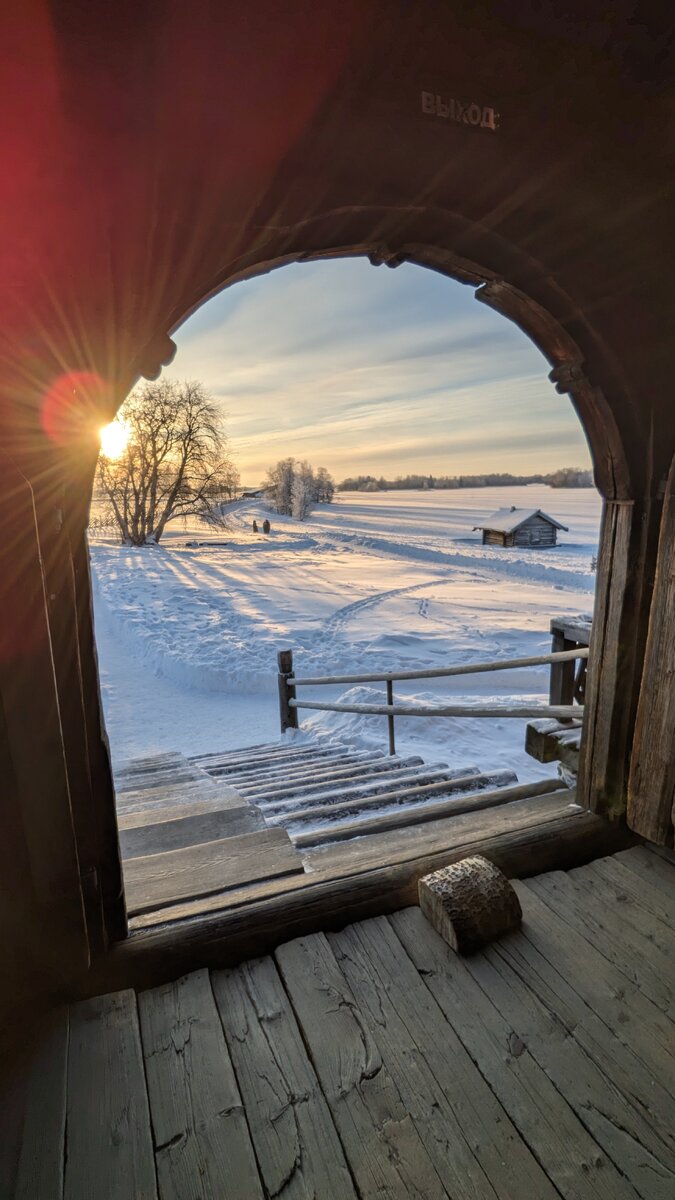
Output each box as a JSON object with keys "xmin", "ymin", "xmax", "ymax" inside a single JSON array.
[
  {"xmin": 1, "ymin": 1, "xmax": 672, "ymax": 482},
  {"xmin": 0, "ymin": 1, "xmax": 673, "ymax": 1003}
]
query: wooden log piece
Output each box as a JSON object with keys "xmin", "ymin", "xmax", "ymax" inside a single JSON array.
[{"xmin": 418, "ymin": 855, "xmax": 522, "ymax": 954}]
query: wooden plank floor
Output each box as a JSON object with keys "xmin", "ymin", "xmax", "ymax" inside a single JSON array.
[{"xmin": 5, "ymin": 845, "xmax": 674, "ymax": 1199}]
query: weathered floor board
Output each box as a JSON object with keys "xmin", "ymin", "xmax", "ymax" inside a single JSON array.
[
  {"xmin": 212, "ymin": 957, "xmax": 357, "ymax": 1200},
  {"xmin": 138, "ymin": 969, "xmax": 263, "ymax": 1200},
  {"xmin": 8, "ymin": 846, "xmax": 674, "ymax": 1200},
  {"xmin": 583, "ymin": 855, "xmax": 674, "ymax": 925},
  {"xmin": 276, "ymin": 933, "xmax": 450, "ymax": 1199},
  {"xmin": 512, "ymin": 882, "xmax": 675, "ymax": 1087},
  {"xmin": 613, "ymin": 845, "xmax": 675, "ymax": 894},
  {"xmin": 492, "ymin": 913, "xmax": 675, "ymax": 1177},
  {"xmin": 528, "ymin": 869, "xmax": 675, "ymax": 1017},
  {"xmin": 390, "ymin": 906, "xmax": 642, "ymax": 1200},
  {"xmin": 12, "ymin": 1008, "xmax": 69, "ymax": 1200},
  {"xmin": 329, "ymin": 916, "xmax": 559, "ymax": 1200},
  {"xmin": 64, "ymin": 991, "xmax": 157, "ymax": 1200}
]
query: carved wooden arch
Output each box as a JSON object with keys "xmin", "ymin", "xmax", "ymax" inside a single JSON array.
[
  {"xmin": 107, "ymin": 207, "xmax": 653, "ymax": 828},
  {"xmin": 131, "ymin": 208, "xmax": 637, "ymax": 505}
]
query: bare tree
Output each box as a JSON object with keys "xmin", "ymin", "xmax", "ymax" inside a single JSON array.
[
  {"xmin": 312, "ymin": 466, "xmax": 335, "ymax": 503},
  {"xmin": 97, "ymin": 379, "xmax": 239, "ymax": 545}
]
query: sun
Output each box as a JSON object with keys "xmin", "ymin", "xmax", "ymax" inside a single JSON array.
[{"xmin": 99, "ymin": 419, "xmax": 129, "ymax": 458}]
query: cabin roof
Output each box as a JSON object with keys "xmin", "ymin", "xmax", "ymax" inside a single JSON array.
[{"xmin": 473, "ymin": 507, "xmax": 569, "ymax": 533}]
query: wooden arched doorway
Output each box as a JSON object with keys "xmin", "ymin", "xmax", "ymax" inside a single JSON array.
[{"xmin": 0, "ymin": 1, "xmax": 672, "ymax": 990}]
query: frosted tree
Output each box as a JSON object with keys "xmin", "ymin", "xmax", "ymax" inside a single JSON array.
[
  {"xmin": 264, "ymin": 458, "xmax": 332, "ymax": 520},
  {"xmin": 292, "ymin": 462, "xmax": 315, "ymax": 520},
  {"xmin": 264, "ymin": 457, "xmax": 295, "ymax": 515}
]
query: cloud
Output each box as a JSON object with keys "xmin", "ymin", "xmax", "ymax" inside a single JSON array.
[{"xmin": 164, "ymin": 258, "xmax": 591, "ymax": 482}]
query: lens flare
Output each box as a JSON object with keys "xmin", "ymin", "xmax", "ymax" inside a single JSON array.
[
  {"xmin": 41, "ymin": 370, "xmax": 111, "ymax": 447},
  {"xmin": 99, "ymin": 419, "xmax": 129, "ymax": 458}
]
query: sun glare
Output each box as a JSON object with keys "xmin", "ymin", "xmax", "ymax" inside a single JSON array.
[{"xmin": 100, "ymin": 419, "xmax": 129, "ymax": 458}]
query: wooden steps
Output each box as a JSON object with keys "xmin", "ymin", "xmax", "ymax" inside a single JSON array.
[
  {"xmin": 7, "ymin": 847, "xmax": 673, "ymax": 1200},
  {"xmin": 292, "ymin": 776, "xmax": 562, "ymax": 848},
  {"xmin": 114, "ymin": 751, "xmax": 307, "ymax": 914},
  {"xmin": 193, "ymin": 741, "xmax": 535, "ymax": 849},
  {"xmin": 113, "ymin": 740, "xmax": 562, "ymax": 924}
]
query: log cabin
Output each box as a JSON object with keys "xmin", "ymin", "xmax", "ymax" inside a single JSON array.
[
  {"xmin": 474, "ymin": 506, "xmax": 568, "ymax": 547},
  {"xmin": 0, "ymin": 3, "xmax": 673, "ymax": 1196}
]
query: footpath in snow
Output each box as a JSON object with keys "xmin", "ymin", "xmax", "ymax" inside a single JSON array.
[{"xmin": 90, "ymin": 485, "xmax": 599, "ymax": 781}]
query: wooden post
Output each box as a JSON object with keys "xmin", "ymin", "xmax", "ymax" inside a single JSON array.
[
  {"xmin": 277, "ymin": 649, "xmax": 299, "ymax": 733},
  {"xmin": 549, "ymin": 630, "xmax": 577, "ymax": 706},
  {"xmin": 386, "ymin": 678, "xmax": 396, "ymax": 755},
  {"xmin": 0, "ymin": 458, "xmax": 90, "ymax": 985},
  {"xmin": 578, "ymin": 495, "xmax": 663, "ymax": 818},
  {"xmin": 627, "ymin": 456, "xmax": 675, "ymax": 844}
]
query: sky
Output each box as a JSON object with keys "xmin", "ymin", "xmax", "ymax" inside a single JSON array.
[{"xmin": 164, "ymin": 258, "xmax": 592, "ymax": 486}]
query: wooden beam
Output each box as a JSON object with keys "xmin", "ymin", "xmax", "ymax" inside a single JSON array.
[
  {"xmin": 628, "ymin": 455, "xmax": 675, "ymax": 845},
  {"xmin": 118, "ymin": 804, "xmax": 266, "ymax": 859}
]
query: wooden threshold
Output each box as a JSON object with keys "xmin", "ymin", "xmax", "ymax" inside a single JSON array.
[
  {"xmin": 124, "ymin": 827, "xmax": 305, "ymax": 915},
  {"xmin": 77, "ymin": 791, "xmax": 634, "ymax": 997}
]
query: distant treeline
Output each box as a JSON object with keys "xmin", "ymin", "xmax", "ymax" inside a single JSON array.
[{"xmin": 337, "ymin": 467, "xmax": 594, "ymax": 492}]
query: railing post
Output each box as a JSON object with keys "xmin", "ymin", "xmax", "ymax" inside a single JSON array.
[
  {"xmin": 277, "ymin": 648, "xmax": 299, "ymax": 734},
  {"xmin": 386, "ymin": 678, "xmax": 396, "ymax": 755}
]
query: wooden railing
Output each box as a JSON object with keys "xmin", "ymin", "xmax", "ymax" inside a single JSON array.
[{"xmin": 277, "ymin": 645, "xmax": 589, "ymax": 754}]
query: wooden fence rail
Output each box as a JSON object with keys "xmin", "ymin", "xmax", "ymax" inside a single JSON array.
[
  {"xmin": 291, "ymin": 646, "xmax": 589, "ymax": 687},
  {"xmin": 277, "ymin": 646, "xmax": 589, "ymax": 753}
]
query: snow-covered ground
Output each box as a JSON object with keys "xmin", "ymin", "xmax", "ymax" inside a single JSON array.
[{"xmin": 90, "ymin": 485, "xmax": 600, "ymax": 781}]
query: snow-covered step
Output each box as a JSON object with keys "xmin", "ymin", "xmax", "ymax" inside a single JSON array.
[
  {"xmin": 189, "ymin": 739, "xmax": 348, "ymax": 766},
  {"xmin": 230, "ymin": 751, "xmax": 390, "ymax": 793},
  {"xmin": 115, "ymin": 751, "xmax": 186, "ymax": 774},
  {"xmin": 116, "ymin": 783, "xmax": 245, "ymax": 820},
  {"xmin": 117, "ymin": 794, "xmax": 250, "ymax": 831},
  {"xmin": 240, "ymin": 755, "xmax": 426, "ymax": 803},
  {"xmin": 116, "ymin": 774, "xmax": 223, "ymax": 802},
  {"xmin": 210, "ymin": 749, "xmax": 376, "ymax": 787},
  {"xmin": 280, "ymin": 767, "xmax": 516, "ymax": 828},
  {"xmin": 292, "ymin": 776, "xmax": 559, "ymax": 848},
  {"xmin": 262, "ymin": 763, "xmax": 480, "ymax": 816},
  {"xmin": 192, "ymin": 743, "xmax": 350, "ymax": 773},
  {"xmin": 115, "ymin": 766, "xmax": 204, "ymax": 793},
  {"xmin": 189, "ymin": 741, "xmax": 289, "ymax": 765},
  {"xmin": 202, "ymin": 747, "xmax": 358, "ymax": 778}
]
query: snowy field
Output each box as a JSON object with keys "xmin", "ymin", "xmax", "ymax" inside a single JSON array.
[{"xmin": 90, "ymin": 485, "xmax": 601, "ymax": 782}]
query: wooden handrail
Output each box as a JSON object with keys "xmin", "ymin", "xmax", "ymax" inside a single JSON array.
[
  {"xmin": 288, "ymin": 699, "xmax": 583, "ymax": 720},
  {"xmin": 277, "ymin": 643, "xmax": 588, "ymax": 752},
  {"xmin": 290, "ymin": 646, "xmax": 589, "ymax": 687}
]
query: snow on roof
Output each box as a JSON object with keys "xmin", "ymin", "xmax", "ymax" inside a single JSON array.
[{"xmin": 473, "ymin": 507, "xmax": 569, "ymax": 533}]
